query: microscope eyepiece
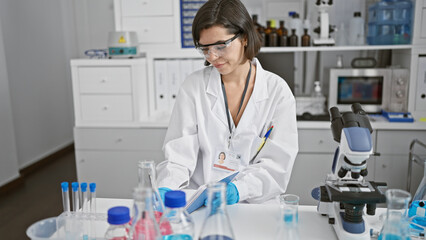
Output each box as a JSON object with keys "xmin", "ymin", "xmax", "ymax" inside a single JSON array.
[
  {"xmin": 329, "ymin": 107, "xmax": 341, "ymax": 121},
  {"xmin": 351, "ymin": 103, "xmax": 365, "ymax": 115}
]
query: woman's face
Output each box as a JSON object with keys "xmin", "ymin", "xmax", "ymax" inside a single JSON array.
[{"xmin": 198, "ymin": 25, "xmax": 247, "ymax": 76}]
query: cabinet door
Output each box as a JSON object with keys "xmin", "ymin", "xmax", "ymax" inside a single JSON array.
[
  {"xmin": 122, "ymin": 17, "xmax": 174, "ymax": 43},
  {"xmin": 120, "ymin": 0, "xmax": 173, "ymax": 17},
  {"xmin": 75, "ymin": 150, "xmax": 165, "ymax": 198}
]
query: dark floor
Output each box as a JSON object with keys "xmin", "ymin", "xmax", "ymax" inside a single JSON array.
[{"xmin": 0, "ymin": 150, "xmax": 77, "ymax": 240}]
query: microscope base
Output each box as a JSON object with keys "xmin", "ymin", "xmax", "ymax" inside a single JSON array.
[
  {"xmin": 318, "ymin": 202, "xmax": 370, "ymax": 240},
  {"xmin": 313, "ymin": 38, "xmax": 335, "ymax": 46}
]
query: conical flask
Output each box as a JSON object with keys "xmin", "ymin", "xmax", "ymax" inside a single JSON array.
[
  {"xmin": 138, "ymin": 160, "xmax": 164, "ymax": 219},
  {"xmin": 378, "ymin": 189, "xmax": 411, "ymax": 240},
  {"xmin": 128, "ymin": 187, "xmax": 162, "ymax": 240},
  {"xmin": 199, "ymin": 182, "xmax": 235, "ymax": 240}
]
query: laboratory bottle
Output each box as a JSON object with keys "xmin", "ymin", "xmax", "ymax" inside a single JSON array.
[
  {"xmin": 105, "ymin": 206, "xmax": 131, "ymax": 240},
  {"xmin": 268, "ymin": 20, "xmax": 278, "ymax": 47},
  {"xmin": 128, "ymin": 187, "xmax": 162, "ymax": 240},
  {"xmin": 252, "ymin": 14, "xmax": 266, "ymax": 46},
  {"xmin": 138, "ymin": 160, "xmax": 164, "ymax": 220},
  {"xmin": 291, "ymin": 12, "xmax": 303, "ymax": 46},
  {"xmin": 159, "ymin": 191, "xmax": 194, "ymax": 240},
  {"xmin": 378, "ymin": 189, "xmax": 411, "ymax": 240},
  {"xmin": 289, "ymin": 29, "xmax": 298, "ymax": 47},
  {"xmin": 199, "ymin": 182, "xmax": 235, "ymax": 240},
  {"xmin": 276, "ymin": 20, "xmax": 288, "ymax": 47},
  {"xmin": 264, "ymin": 21, "xmax": 272, "ymax": 47},
  {"xmin": 301, "ymin": 29, "xmax": 311, "ymax": 46},
  {"xmin": 311, "ymin": 81, "xmax": 326, "ymax": 115},
  {"xmin": 349, "ymin": 12, "xmax": 365, "ymax": 45}
]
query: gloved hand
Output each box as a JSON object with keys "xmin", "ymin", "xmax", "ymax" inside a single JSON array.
[
  {"xmin": 204, "ymin": 182, "xmax": 240, "ymax": 206},
  {"xmin": 158, "ymin": 187, "xmax": 172, "ymax": 203}
]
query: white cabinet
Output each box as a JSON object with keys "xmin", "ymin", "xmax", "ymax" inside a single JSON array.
[{"xmin": 71, "ymin": 59, "xmax": 149, "ymax": 127}]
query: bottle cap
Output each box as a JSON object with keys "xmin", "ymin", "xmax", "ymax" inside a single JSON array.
[
  {"xmin": 107, "ymin": 206, "xmax": 130, "ymax": 225},
  {"xmin": 164, "ymin": 190, "xmax": 186, "ymax": 208},
  {"xmin": 270, "ymin": 19, "xmax": 277, "ymax": 28},
  {"xmin": 80, "ymin": 182, "xmax": 88, "ymax": 192},
  {"xmin": 61, "ymin": 182, "xmax": 68, "ymax": 192},
  {"xmin": 71, "ymin": 182, "xmax": 79, "ymax": 192},
  {"xmin": 90, "ymin": 183, "xmax": 96, "ymax": 193}
]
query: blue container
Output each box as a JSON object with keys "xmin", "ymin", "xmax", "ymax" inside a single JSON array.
[{"xmin": 367, "ymin": 0, "xmax": 413, "ymax": 45}]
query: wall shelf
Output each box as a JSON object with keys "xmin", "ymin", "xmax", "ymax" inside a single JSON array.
[{"xmin": 259, "ymin": 44, "xmax": 413, "ymax": 53}]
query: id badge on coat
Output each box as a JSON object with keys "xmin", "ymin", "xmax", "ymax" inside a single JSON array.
[{"xmin": 213, "ymin": 149, "xmax": 241, "ymax": 172}]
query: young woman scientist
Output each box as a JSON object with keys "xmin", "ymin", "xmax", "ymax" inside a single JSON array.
[{"xmin": 156, "ymin": 0, "xmax": 298, "ymax": 205}]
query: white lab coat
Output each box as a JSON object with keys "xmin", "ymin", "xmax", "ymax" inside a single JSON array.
[{"xmin": 156, "ymin": 58, "xmax": 298, "ymax": 203}]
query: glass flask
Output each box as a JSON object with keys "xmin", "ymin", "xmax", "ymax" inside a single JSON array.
[
  {"xmin": 199, "ymin": 182, "xmax": 235, "ymax": 240},
  {"xmin": 159, "ymin": 190, "xmax": 194, "ymax": 239},
  {"xmin": 276, "ymin": 194, "xmax": 300, "ymax": 240},
  {"xmin": 138, "ymin": 160, "xmax": 165, "ymax": 219},
  {"xmin": 105, "ymin": 206, "xmax": 131, "ymax": 240},
  {"xmin": 128, "ymin": 187, "xmax": 162, "ymax": 240},
  {"xmin": 378, "ymin": 189, "xmax": 412, "ymax": 240}
]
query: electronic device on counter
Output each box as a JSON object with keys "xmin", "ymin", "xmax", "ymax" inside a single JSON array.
[
  {"xmin": 108, "ymin": 31, "xmax": 139, "ymax": 58},
  {"xmin": 328, "ymin": 68, "xmax": 409, "ymax": 113},
  {"xmin": 382, "ymin": 110, "xmax": 414, "ymax": 122}
]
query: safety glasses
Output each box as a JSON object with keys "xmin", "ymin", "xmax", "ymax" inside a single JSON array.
[{"xmin": 196, "ymin": 34, "xmax": 240, "ymax": 59}]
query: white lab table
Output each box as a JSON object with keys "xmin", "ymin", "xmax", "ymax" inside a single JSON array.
[{"xmin": 96, "ymin": 198, "xmax": 386, "ymax": 240}]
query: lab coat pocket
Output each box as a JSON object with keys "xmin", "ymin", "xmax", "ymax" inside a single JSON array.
[{"xmin": 249, "ymin": 136, "xmax": 263, "ymax": 164}]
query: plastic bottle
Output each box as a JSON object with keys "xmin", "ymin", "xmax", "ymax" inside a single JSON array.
[
  {"xmin": 276, "ymin": 20, "xmax": 288, "ymax": 46},
  {"xmin": 128, "ymin": 187, "xmax": 163, "ymax": 240},
  {"xmin": 199, "ymin": 182, "xmax": 235, "ymax": 240},
  {"xmin": 311, "ymin": 81, "xmax": 326, "ymax": 115},
  {"xmin": 349, "ymin": 12, "xmax": 365, "ymax": 45},
  {"xmin": 105, "ymin": 206, "xmax": 131, "ymax": 240},
  {"xmin": 159, "ymin": 191, "xmax": 194, "ymax": 240}
]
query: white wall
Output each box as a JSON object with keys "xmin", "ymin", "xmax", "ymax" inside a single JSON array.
[
  {"xmin": 0, "ymin": 16, "xmax": 20, "ymax": 186},
  {"xmin": 0, "ymin": 0, "xmax": 77, "ymax": 172}
]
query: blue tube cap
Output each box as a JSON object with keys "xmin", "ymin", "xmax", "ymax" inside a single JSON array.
[
  {"xmin": 80, "ymin": 182, "xmax": 88, "ymax": 192},
  {"xmin": 164, "ymin": 190, "xmax": 186, "ymax": 208},
  {"xmin": 107, "ymin": 206, "xmax": 130, "ymax": 225},
  {"xmin": 89, "ymin": 183, "xmax": 96, "ymax": 193},
  {"xmin": 71, "ymin": 182, "xmax": 79, "ymax": 192},
  {"xmin": 61, "ymin": 182, "xmax": 68, "ymax": 192}
]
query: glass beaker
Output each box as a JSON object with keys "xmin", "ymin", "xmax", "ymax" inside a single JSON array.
[
  {"xmin": 199, "ymin": 182, "xmax": 235, "ymax": 240},
  {"xmin": 138, "ymin": 160, "xmax": 164, "ymax": 219},
  {"xmin": 276, "ymin": 194, "xmax": 300, "ymax": 240},
  {"xmin": 378, "ymin": 189, "xmax": 411, "ymax": 240},
  {"xmin": 128, "ymin": 187, "xmax": 162, "ymax": 240}
]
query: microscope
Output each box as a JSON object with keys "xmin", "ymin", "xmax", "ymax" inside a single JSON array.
[
  {"xmin": 313, "ymin": 0, "xmax": 335, "ymax": 46},
  {"xmin": 312, "ymin": 103, "xmax": 387, "ymax": 240}
]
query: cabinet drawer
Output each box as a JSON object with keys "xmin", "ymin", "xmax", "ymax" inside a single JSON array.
[
  {"xmin": 122, "ymin": 16, "xmax": 174, "ymax": 43},
  {"xmin": 80, "ymin": 95, "xmax": 133, "ymax": 121},
  {"xmin": 74, "ymin": 127, "xmax": 167, "ymax": 151},
  {"xmin": 376, "ymin": 130, "xmax": 426, "ymax": 155},
  {"xmin": 78, "ymin": 67, "xmax": 131, "ymax": 94},
  {"xmin": 121, "ymin": 0, "xmax": 173, "ymax": 17},
  {"xmin": 298, "ymin": 129, "xmax": 336, "ymax": 153}
]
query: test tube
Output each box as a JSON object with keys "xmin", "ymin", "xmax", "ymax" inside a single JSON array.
[
  {"xmin": 61, "ymin": 182, "xmax": 70, "ymax": 212},
  {"xmin": 89, "ymin": 183, "xmax": 96, "ymax": 214},
  {"xmin": 81, "ymin": 182, "xmax": 88, "ymax": 213},
  {"xmin": 71, "ymin": 182, "xmax": 80, "ymax": 212}
]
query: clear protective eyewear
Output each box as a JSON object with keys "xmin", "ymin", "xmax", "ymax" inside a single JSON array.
[{"xmin": 196, "ymin": 33, "xmax": 240, "ymax": 58}]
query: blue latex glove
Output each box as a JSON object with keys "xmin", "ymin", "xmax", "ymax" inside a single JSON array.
[
  {"xmin": 158, "ymin": 187, "xmax": 172, "ymax": 203},
  {"xmin": 204, "ymin": 182, "xmax": 240, "ymax": 206}
]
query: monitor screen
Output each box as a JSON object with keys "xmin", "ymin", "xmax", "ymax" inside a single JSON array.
[{"xmin": 337, "ymin": 76, "xmax": 383, "ymax": 105}]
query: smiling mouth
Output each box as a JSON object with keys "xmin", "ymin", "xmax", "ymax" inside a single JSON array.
[{"xmin": 214, "ymin": 63, "xmax": 225, "ymax": 68}]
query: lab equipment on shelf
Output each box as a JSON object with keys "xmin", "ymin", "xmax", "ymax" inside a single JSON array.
[
  {"xmin": 378, "ymin": 189, "xmax": 411, "ymax": 240},
  {"xmin": 128, "ymin": 187, "xmax": 162, "ymax": 240},
  {"xmin": 313, "ymin": 0, "xmax": 335, "ymax": 46},
  {"xmin": 312, "ymin": 103, "xmax": 387, "ymax": 240},
  {"xmin": 159, "ymin": 190, "xmax": 195, "ymax": 239},
  {"xmin": 105, "ymin": 206, "xmax": 131, "ymax": 240},
  {"xmin": 349, "ymin": 12, "xmax": 365, "ymax": 46},
  {"xmin": 199, "ymin": 182, "xmax": 235, "ymax": 240},
  {"xmin": 367, "ymin": 0, "xmax": 413, "ymax": 45}
]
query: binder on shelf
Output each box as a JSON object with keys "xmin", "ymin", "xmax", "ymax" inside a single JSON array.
[
  {"xmin": 154, "ymin": 60, "xmax": 169, "ymax": 112},
  {"xmin": 167, "ymin": 60, "xmax": 180, "ymax": 111}
]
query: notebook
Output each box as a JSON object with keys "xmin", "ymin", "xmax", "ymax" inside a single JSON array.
[{"xmin": 185, "ymin": 171, "xmax": 239, "ymax": 214}]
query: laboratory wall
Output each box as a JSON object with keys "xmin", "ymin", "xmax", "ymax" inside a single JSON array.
[
  {"xmin": 0, "ymin": 0, "xmax": 77, "ymax": 171},
  {"xmin": 0, "ymin": 16, "xmax": 20, "ymax": 186}
]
